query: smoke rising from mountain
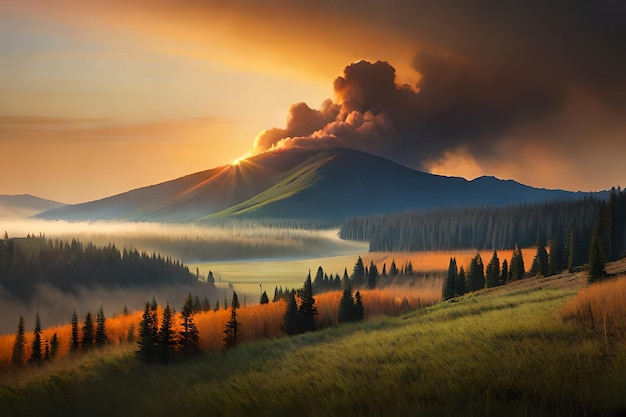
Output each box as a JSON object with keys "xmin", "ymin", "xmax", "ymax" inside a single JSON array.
[{"xmin": 252, "ymin": 54, "xmax": 568, "ymax": 170}]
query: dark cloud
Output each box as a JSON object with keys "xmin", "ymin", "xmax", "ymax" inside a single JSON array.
[
  {"xmin": 250, "ymin": 1, "xmax": 626, "ymax": 177},
  {"xmin": 252, "ymin": 55, "xmax": 563, "ymax": 169}
]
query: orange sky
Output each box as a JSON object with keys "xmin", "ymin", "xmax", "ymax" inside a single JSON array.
[{"xmin": 1, "ymin": 1, "xmax": 624, "ymax": 203}]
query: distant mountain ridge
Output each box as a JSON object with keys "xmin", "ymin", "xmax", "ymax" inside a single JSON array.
[
  {"xmin": 35, "ymin": 148, "xmax": 607, "ymax": 222},
  {"xmin": 0, "ymin": 194, "xmax": 66, "ymax": 218}
]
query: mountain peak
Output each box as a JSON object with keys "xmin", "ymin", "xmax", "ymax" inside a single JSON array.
[{"xmin": 35, "ymin": 148, "xmax": 604, "ymax": 222}]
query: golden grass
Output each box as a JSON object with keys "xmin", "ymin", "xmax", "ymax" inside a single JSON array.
[
  {"xmin": 0, "ymin": 283, "xmax": 442, "ymax": 363},
  {"xmin": 362, "ymin": 247, "xmax": 536, "ymax": 272},
  {"xmin": 559, "ymin": 274, "xmax": 626, "ymax": 340}
]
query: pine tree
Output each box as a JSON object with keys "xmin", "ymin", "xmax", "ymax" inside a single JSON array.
[
  {"xmin": 535, "ymin": 245, "xmax": 550, "ymax": 277},
  {"xmin": 29, "ymin": 313, "xmax": 42, "ymax": 364},
  {"xmin": 500, "ymin": 259, "xmax": 509, "ymax": 285},
  {"xmin": 202, "ymin": 296, "xmax": 211, "ymax": 312},
  {"xmin": 313, "ymin": 266, "xmax": 324, "ymax": 292},
  {"xmin": 284, "ymin": 290, "xmax": 299, "ymax": 336},
  {"xmin": 81, "ymin": 311, "xmax": 94, "ymax": 349},
  {"xmin": 11, "ymin": 315, "xmax": 25, "ymax": 365},
  {"xmin": 70, "ymin": 308, "xmax": 79, "ymax": 352},
  {"xmin": 381, "ymin": 263, "xmax": 387, "ymax": 277},
  {"xmin": 297, "ymin": 272, "xmax": 317, "ymax": 333},
  {"xmin": 260, "ymin": 291, "xmax": 270, "ymax": 305},
  {"xmin": 588, "ymin": 226, "xmax": 606, "ymax": 283},
  {"xmin": 338, "ymin": 285, "xmax": 355, "ymax": 323},
  {"xmin": 95, "ymin": 305, "xmax": 108, "ymax": 347},
  {"xmin": 214, "ymin": 300, "xmax": 220, "ymax": 312},
  {"xmin": 50, "ymin": 333, "xmax": 59, "ymax": 358},
  {"xmin": 158, "ymin": 302, "xmax": 176, "ymax": 364},
  {"xmin": 389, "ymin": 260, "xmax": 398, "ymax": 276},
  {"xmin": 179, "ymin": 293, "xmax": 200, "ymax": 357},
  {"xmin": 548, "ymin": 239, "xmax": 563, "ymax": 276},
  {"xmin": 223, "ymin": 292, "xmax": 240, "ymax": 349},
  {"xmin": 367, "ymin": 261, "xmax": 378, "ymax": 289},
  {"xmin": 485, "ymin": 251, "xmax": 500, "ymax": 288},
  {"xmin": 352, "ymin": 256, "xmax": 365, "ymax": 287},
  {"xmin": 456, "ymin": 266, "xmax": 467, "ymax": 296},
  {"xmin": 444, "ymin": 258, "xmax": 458, "ymax": 299},
  {"xmin": 509, "ymin": 245, "xmax": 526, "ymax": 280},
  {"xmin": 193, "ymin": 296, "xmax": 202, "ymax": 313},
  {"xmin": 137, "ymin": 302, "xmax": 156, "ymax": 363},
  {"xmin": 468, "ymin": 254, "xmax": 485, "ymax": 291},
  {"xmin": 353, "ymin": 291, "xmax": 364, "ymax": 321}
]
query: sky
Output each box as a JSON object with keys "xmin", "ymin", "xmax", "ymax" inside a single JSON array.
[{"xmin": 1, "ymin": 1, "xmax": 625, "ymax": 203}]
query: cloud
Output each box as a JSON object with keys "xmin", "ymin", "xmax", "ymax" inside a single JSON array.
[{"xmin": 250, "ymin": 55, "xmax": 566, "ymax": 170}]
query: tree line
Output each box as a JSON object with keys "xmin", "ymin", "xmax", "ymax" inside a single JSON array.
[
  {"xmin": 340, "ymin": 192, "xmax": 626, "ymax": 269},
  {"xmin": 0, "ymin": 235, "xmax": 197, "ymax": 299}
]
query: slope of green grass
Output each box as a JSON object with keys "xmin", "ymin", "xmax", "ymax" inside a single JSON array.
[
  {"xmin": 205, "ymin": 153, "xmax": 334, "ymax": 219},
  {"xmin": 2, "ymin": 278, "xmax": 626, "ymax": 416}
]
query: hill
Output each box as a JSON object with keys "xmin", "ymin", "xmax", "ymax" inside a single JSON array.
[
  {"xmin": 0, "ymin": 195, "xmax": 65, "ymax": 219},
  {"xmin": 36, "ymin": 148, "xmax": 604, "ymax": 222},
  {"xmin": 2, "ymin": 263, "xmax": 626, "ymax": 416}
]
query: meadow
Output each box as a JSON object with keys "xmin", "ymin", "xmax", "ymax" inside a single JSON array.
[{"xmin": 2, "ymin": 263, "xmax": 626, "ymax": 416}]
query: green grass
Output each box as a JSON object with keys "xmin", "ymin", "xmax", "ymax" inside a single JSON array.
[{"xmin": 2, "ymin": 281, "xmax": 626, "ymax": 416}]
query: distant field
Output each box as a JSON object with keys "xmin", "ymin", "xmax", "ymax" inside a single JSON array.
[{"xmin": 193, "ymin": 247, "xmax": 536, "ymax": 302}]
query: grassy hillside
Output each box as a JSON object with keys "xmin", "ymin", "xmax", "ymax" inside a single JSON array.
[{"xmin": 2, "ymin": 270, "xmax": 626, "ymax": 416}]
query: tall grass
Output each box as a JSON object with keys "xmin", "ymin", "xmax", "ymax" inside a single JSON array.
[
  {"xmin": 0, "ymin": 284, "xmax": 441, "ymax": 363},
  {"xmin": 3, "ymin": 279, "xmax": 626, "ymax": 416},
  {"xmin": 560, "ymin": 274, "xmax": 626, "ymax": 340}
]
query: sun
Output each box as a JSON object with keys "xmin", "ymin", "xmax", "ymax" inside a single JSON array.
[{"xmin": 231, "ymin": 156, "xmax": 247, "ymax": 166}]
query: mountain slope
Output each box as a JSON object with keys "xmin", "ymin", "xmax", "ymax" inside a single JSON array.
[
  {"xmin": 0, "ymin": 194, "xmax": 66, "ymax": 218},
  {"xmin": 37, "ymin": 148, "xmax": 604, "ymax": 222}
]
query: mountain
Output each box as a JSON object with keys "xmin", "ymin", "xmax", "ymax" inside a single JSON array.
[
  {"xmin": 0, "ymin": 194, "xmax": 66, "ymax": 218},
  {"xmin": 36, "ymin": 148, "xmax": 605, "ymax": 222}
]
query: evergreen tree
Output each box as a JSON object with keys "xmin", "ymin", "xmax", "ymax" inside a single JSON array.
[
  {"xmin": 468, "ymin": 254, "xmax": 485, "ymax": 291},
  {"xmin": 223, "ymin": 292, "xmax": 239, "ymax": 349},
  {"xmin": 224, "ymin": 297, "xmax": 228, "ymax": 310},
  {"xmin": 158, "ymin": 302, "xmax": 176, "ymax": 364},
  {"xmin": 149, "ymin": 299, "xmax": 159, "ymax": 350},
  {"xmin": 352, "ymin": 256, "xmax": 365, "ymax": 287},
  {"xmin": 273, "ymin": 286, "xmax": 279, "ymax": 302},
  {"xmin": 81, "ymin": 311, "xmax": 94, "ymax": 349},
  {"xmin": 535, "ymin": 245, "xmax": 550, "ymax": 277},
  {"xmin": 260, "ymin": 291, "xmax": 270, "ymax": 305},
  {"xmin": 95, "ymin": 305, "xmax": 108, "ymax": 347},
  {"xmin": 456, "ymin": 266, "xmax": 467, "ymax": 296},
  {"xmin": 549, "ymin": 239, "xmax": 563, "ymax": 276},
  {"xmin": 500, "ymin": 259, "xmax": 509, "ymax": 285},
  {"xmin": 50, "ymin": 333, "xmax": 59, "ymax": 358},
  {"xmin": 193, "ymin": 296, "xmax": 202, "ymax": 313},
  {"xmin": 297, "ymin": 272, "xmax": 317, "ymax": 333},
  {"xmin": 509, "ymin": 245, "xmax": 526, "ymax": 280},
  {"xmin": 381, "ymin": 263, "xmax": 387, "ymax": 277},
  {"xmin": 338, "ymin": 285, "xmax": 355, "ymax": 323},
  {"xmin": 283, "ymin": 290, "xmax": 299, "ymax": 336},
  {"xmin": 444, "ymin": 258, "xmax": 458, "ymax": 299},
  {"xmin": 137, "ymin": 302, "xmax": 156, "ymax": 363},
  {"xmin": 367, "ymin": 261, "xmax": 379, "ymax": 289},
  {"xmin": 485, "ymin": 250, "xmax": 500, "ymax": 288},
  {"xmin": 353, "ymin": 291, "xmax": 364, "ymax": 321},
  {"xmin": 313, "ymin": 266, "xmax": 324, "ymax": 292},
  {"xmin": 389, "ymin": 260, "xmax": 398, "ymax": 276},
  {"xmin": 405, "ymin": 261, "xmax": 414, "ymax": 275},
  {"xmin": 214, "ymin": 300, "xmax": 220, "ymax": 312},
  {"xmin": 207, "ymin": 270, "xmax": 215, "ymax": 286},
  {"xmin": 29, "ymin": 312, "xmax": 42, "ymax": 364},
  {"xmin": 588, "ymin": 226, "xmax": 606, "ymax": 283},
  {"xmin": 11, "ymin": 315, "xmax": 25, "ymax": 365},
  {"xmin": 179, "ymin": 293, "xmax": 200, "ymax": 357},
  {"xmin": 202, "ymin": 296, "xmax": 211, "ymax": 312},
  {"xmin": 70, "ymin": 308, "xmax": 79, "ymax": 352}
]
